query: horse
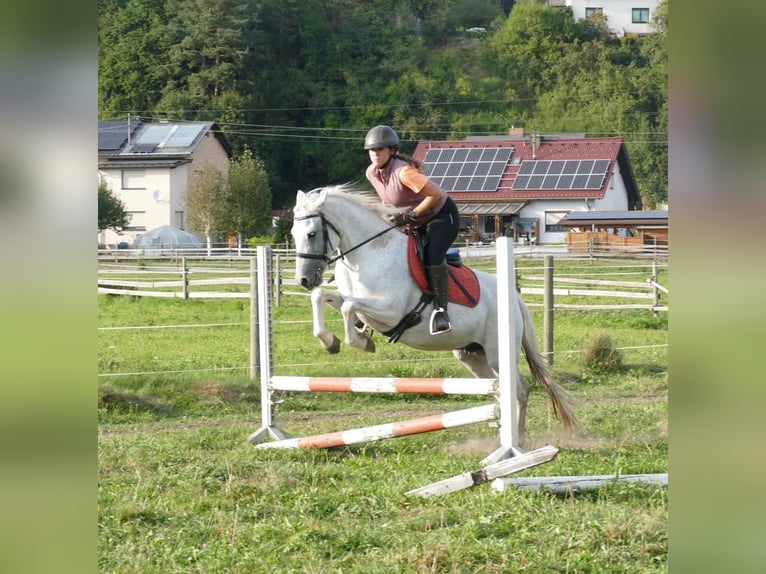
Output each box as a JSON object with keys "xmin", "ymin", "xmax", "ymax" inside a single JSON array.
[{"xmin": 290, "ymin": 185, "xmax": 577, "ymax": 444}]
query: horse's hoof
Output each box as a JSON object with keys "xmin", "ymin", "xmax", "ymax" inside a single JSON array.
[
  {"xmin": 326, "ymin": 335, "xmax": 341, "ymax": 354},
  {"xmin": 363, "ymin": 337, "xmax": 376, "ymax": 353}
]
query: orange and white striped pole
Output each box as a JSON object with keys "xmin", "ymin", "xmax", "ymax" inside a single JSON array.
[
  {"xmin": 255, "ymin": 404, "xmax": 498, "ymax": 450},
  {"xmin": 270, "ymin": 376, "xmax": 497, "ymax": 396}
]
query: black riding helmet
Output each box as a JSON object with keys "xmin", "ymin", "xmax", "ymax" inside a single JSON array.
[{"xmin": 364, "ymin": 125, "xmax": 399, "ymax": 150}]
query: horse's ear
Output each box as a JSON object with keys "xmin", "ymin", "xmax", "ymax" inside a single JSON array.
[{"xmin": 295, "ymin": 189, "xmax": 306, "ymax": 206}]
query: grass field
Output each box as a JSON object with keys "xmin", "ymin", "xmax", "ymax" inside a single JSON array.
[{"xmin": 98, "ymin": 255, "xmax": 668, "ymax": 573}]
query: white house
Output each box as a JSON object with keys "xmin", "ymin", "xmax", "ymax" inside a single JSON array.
[
  {"xmin": 547, "ymin": 0, "xmax": 661, "ymax": 36},
  {"xmin": 413, "ymin": 129, "xmax": 642, "ymax": 245},
  {"xmin": 98, "ymin": 119, "xmax": 232, "ymax": 247}
]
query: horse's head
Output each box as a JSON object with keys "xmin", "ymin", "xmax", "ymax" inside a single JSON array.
[
  {"xmin": 291, "ymin": 185, "xmax": 399, "ymax": 289},
  {"xmin": 291, "ymin": 189, "xmax": 332, "ymax": 289}
]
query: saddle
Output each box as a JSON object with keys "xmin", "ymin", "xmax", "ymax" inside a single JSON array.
[
  {"xmin": 381, "ymin": 230, "xmax": 482, "ymax": 343},
  {"xmin": 406, "ymin": 230, "xmax": 480, "ymax": 308}
]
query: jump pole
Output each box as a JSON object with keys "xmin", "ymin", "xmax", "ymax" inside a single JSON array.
[
  {"xmin": 269, "ymin": 376, "xmax": 497, "ymax": 395},
  {"xmin": 255, "ymin": 404, "xmax": 499, "ymax": 450}
]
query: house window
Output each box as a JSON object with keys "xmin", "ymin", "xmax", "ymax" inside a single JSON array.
[
  {"xmin": 122, "ymin": 170, "xmax": 146, "ymax": 190},
  {"xmin": 545, "ymin": 211, "xmax": 569, "ymax": 233},
  {"xmin": 174, "ymin": 211, "xmax": 184, "ymax": 230},
  {"xmin": 632, "ymin": 8, "xmax": 650, "ymax": 23},
  {"xmin": 585, "ymin": 7, "xmax": 603, "ymax": 18},
  {"xmin": 126, "ymin": 211, "xmax": 147, "ymax": 231}
]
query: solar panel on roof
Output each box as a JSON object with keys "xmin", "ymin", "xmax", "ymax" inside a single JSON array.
[
  {"xmin": 164, "ymin": 124, "xmax": 206, "ymax": 148},
  {"xmin": 130, "ymin": 144, "xmax": 157, "ymax": 153},
  {"xmin": 136, "ymin": 124, "xmax": 173, "ymax": 144},
  {"xmin": 422, "ymin": 147, "xmax": 513, "ymax": 192},
  {"xmin": 512, "ymin": 159, "xmax": 612, "ymax": 191},
  {"xmin": 98, "ymin": 122, "xmax": 131, "ymax": 151},
  {"xmin": 98, "ymin": 132, "xmax": 127, "ymax": 151}
]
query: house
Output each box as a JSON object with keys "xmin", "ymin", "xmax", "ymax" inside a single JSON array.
[
  {"xmin": 547, "ymin": 0, "xmax": 661, "ymax": 36},
  {"xmin": 412, "ymin": 129, "xmax": 642, "ymax": 245},
  {"xmin": 558, "ymin": 209, "xmax": 667, "ymax": 252},
  {"xmin": 98, "ymin": 119, "xmax": 232, "ymax": 247}
]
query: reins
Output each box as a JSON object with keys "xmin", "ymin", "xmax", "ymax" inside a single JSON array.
[{"xmin": 294, "ymin": 212, "xmax": 398, "ymax": 264}]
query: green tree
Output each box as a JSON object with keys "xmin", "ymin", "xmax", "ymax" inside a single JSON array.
[
  {"xmin": 223, "ymin": 148, "xmax": 272, "ymax": 245},
  {"xmin": 160, "ymin": 0, "xmax": 254, "ymax": 104},
  {"xmin": 484, "ymin": 0, "xmax": 596, "ymax": 108},
  {"xmin": 98, "ymin": 0, "xmax": 169, "ymax": 117},
  {"xmin": 98, "ymin": 182, "xmax": 129, "ymax": 232},
  {"xmin": 185, "ymin": 162, "xmax": 227, "ymax": 254}
]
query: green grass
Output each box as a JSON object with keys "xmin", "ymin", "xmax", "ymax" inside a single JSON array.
[{"xmin": 98, "ymin": 255, "xmax": 668, "ymax": 573}]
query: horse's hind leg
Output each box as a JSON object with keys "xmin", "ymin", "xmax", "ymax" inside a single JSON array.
[
  {"xmin": 454, "ymin": 345, "xmax": 529, "ymax": 447},
  {"xmin": 516, "ymin": 370, "xmax": 529, "ymax": 445},
  {"xmin": 453, "ymin": 344, "xmax": 496, "ymax": 378}
]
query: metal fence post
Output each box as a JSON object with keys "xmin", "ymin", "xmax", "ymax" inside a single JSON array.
[
  {"xmin": 249, "ymin": 257, "xmax": 258, "ymax": 379},
  {"xmin": 181, "ymin": 257, "xmax": 189, "ymax": 300},
  {"xmin": 543, "ymin": 255, "xmax": 554, "ymax": 367}
]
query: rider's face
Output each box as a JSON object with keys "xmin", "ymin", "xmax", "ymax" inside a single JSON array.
[{"xmin": 368, "ymin": 146, "xmax": 393, "ymax": 169}]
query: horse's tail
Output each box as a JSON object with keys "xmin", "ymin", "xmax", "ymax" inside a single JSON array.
[{"xmin": 519, "ymin": 298, "xmax": 579, "ymax": 431}]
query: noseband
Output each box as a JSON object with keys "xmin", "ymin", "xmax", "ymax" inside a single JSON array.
[{"xmin": 294, "ymin": 211, "xmax": 398, "ymax": 265}]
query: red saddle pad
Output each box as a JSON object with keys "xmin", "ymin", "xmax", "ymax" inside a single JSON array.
[{"xmin": 407, "ymin": 234, "xmax": 480, "ymax": 308}]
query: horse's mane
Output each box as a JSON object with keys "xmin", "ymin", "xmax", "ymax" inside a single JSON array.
[{"xmin": 310, "ymin": 184, "xmax": 400, "ymax": 221}]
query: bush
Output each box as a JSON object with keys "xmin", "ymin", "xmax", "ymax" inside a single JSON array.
[
  {"xmin": 247, "ymin": 235, "xmax": 274, "ymax": 248},
  {"xmin": 582, "ymin": 332, "xmax": 623, "ymax": 373}
]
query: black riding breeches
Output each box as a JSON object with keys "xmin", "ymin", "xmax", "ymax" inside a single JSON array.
[{"xmin": 416, "ymin": 196, "xmax": 460, "ymax": 267}]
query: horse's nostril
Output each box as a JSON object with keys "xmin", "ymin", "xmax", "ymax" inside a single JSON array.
[{"xmin": 300, "ymin": 277, "xmax": 310, "ymax": 289}]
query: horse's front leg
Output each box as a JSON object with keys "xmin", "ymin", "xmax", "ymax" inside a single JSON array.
[{"xmin": 310, "ymin": 287, "xmax": 342, "ymax": 354}]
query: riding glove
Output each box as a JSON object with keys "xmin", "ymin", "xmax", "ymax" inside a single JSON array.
[{"xmin": 393, "ymin": 210, "xmax": 418, "ymax": 227}]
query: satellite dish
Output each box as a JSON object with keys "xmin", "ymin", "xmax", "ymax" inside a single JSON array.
[{"xmin": 152, "ymin": 190, "xmax": 164, "ymax": 202}]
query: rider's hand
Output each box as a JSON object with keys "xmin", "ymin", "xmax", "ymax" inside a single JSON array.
[{"xmin": 393, "ymin": 210, "xmax": 417, "ymax": 227}]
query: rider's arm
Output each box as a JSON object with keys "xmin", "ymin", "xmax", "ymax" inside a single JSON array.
[{"xmin": 398, "ymin": 167, "xmax": 444, "ymax": 218}]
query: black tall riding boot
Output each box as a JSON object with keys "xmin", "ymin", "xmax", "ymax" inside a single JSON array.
[{"xmin": 427, "ymin": 262, "xmax": 452, "ymax": 335}]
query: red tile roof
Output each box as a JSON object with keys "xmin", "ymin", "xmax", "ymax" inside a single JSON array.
[{"xmin": 412, "ymin": 136, "xmax": 625, "ymax": 202}]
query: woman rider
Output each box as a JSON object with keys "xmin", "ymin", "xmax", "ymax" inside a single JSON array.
[{"xmin": 363, "ymin": 125, "xmax": 460, "ymax": 335}]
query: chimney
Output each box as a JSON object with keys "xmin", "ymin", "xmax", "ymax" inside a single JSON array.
[{"xmin": 532, "ymin": 133, "xmax": 541, "ymax": 160}]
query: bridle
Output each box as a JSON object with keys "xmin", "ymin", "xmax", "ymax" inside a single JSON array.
[{"xmin": 294, "ymin": 212, "xmax": 398, "ymax": 265}]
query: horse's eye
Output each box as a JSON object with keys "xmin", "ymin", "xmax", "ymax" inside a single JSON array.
[{"xmin": 308, "ymin": 231, "xmax": 317, "ymax": 239}]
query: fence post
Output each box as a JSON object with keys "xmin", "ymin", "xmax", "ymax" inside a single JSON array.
[
  {"xmin": 543, "ymin": 255, "xmax": 554, "ymax": 367},
  {"xmin": 651, "ymin": 260, "xmax": 659, "ymax": 316},
  {"xmin": 249, "ymin": 257, "xmax": 258, "ymax": 379},
  {"xmin": 181, "ymin": 257, "xmax": 189, "ymax": 300},
  {"xmin": 275, "ymin": 254, "xmax": 282, "ymax": 307}
]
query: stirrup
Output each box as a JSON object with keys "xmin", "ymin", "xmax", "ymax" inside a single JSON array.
[{"xmin": 429, "ymin": 308, "xmax": 452, "ymax": 335}]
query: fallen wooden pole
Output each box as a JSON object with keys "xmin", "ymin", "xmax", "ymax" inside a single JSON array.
[
  {"xmin": 406, "ymin": 445, "xmax": 559, "ymax": 498},
  {"xmin": 491, "ymin": 472, "xmax": 668, "ymax": 494}
]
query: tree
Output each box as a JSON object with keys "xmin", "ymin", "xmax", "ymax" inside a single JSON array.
[
  {"xmin": 185, "ymin": 162, "xmax": 227, "ymax": 255},
  {"xmin": 98, "ymin": 0, "xmax": 169, "ymax": 117},
  {"xmin": 98, "ymin": 182, "xmax": 129, "ymax": 232},
  {"xmin": 222, "ymin": 148, "xmax": 272, "ymax": 247}
]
